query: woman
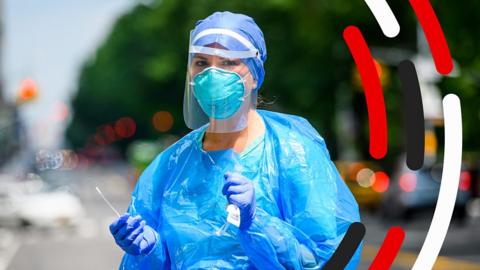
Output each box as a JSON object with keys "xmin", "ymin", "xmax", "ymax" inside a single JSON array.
[{"xmin": 109, "ymin": 11, "xmax": 361, "ymax": 270}]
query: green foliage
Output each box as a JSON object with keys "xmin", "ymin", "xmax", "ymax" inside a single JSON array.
[
  {"xmin": 434, "ymin": 1, "xmax": 480, "ymax": 156},
  {"xmin": 66, "ymin": 0, "xmax": 480, "ymax": 160}
]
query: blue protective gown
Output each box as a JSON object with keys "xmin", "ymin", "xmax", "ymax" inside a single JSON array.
[{"xmin": 119, "ymin": 110, "xmax": 361, "ymax": 270}]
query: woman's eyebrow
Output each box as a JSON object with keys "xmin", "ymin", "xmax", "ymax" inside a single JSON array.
[
  {"xmin": 219, "ymin": 57, "xmax": 240, "ymax": 61},
  {"xmin": 193, "ymin": 55, "xmax": 208, "ymax": 60}
]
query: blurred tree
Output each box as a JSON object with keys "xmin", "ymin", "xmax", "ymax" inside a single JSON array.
[
  {"xmin": 66, "ymin": 0, "xmax": 479, "ymax": 164},
  {"xmin": 434, "ymin": 1, "xmax": 480, "ymax": 161}
]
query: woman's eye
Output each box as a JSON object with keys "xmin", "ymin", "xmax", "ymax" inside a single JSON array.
[
  {"xmin": 223, "ymin": 60, "xmax": 239, "ymax": 66},
  {"xmin": 195, "ymin": 60, "xmax": 207, "ymax": 67}
]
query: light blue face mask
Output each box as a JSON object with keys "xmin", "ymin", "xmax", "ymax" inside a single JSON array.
[{"xmin": 192, "ymin": 67, "xmax": 245, "ymax": 120}]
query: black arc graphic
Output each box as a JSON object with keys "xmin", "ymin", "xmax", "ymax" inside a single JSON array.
[
  {"xmin": 323, "ymin": 222, "xmax": 365, "ymax": 270},
  {"xmin": 399, "ymin": 60, "xmax": 425, "ymax": 171}
]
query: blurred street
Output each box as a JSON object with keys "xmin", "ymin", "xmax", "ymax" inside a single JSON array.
[
  {"xmin": 0, "ymin": 164, "xmax": 478, "ymax": 270},
  {"xmin": 358, "ymin": 213, "xmax": 480, "ymax": 270},
  {"xmin": 0, "ymin": 165, "xmax": 131, "ymax": 270}
]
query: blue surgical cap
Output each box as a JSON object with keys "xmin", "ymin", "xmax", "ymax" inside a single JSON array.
[{"xmin": 191, "ymin": 11, "xmax": 267, "ymax": 91}]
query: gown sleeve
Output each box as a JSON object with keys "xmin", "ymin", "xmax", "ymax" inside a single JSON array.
[
  {"xmin": 118, "ymin": 153, "xmax": 172, "ymax": 270},
  {"xmin": 238, "ymin": 118, "xmax": 362, "ymax": 270}
]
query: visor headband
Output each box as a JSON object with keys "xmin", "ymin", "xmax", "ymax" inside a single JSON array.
[{"xmin": 191, "ymin": 28, "xmax": 260, "ymax": 60}]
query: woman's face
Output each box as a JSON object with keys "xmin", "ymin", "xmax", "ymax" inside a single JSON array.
[{"xmin": 190, "ymin": 53, "xmax": 257, "ymax": 91}]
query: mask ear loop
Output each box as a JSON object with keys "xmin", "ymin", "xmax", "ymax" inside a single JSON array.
[{"xmin": 236, "ymin": 70, "xmax": 255, "ymax": 99}]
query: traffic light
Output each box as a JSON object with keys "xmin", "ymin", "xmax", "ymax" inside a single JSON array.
[{"xmin": 17, "ymin": 77, "xmax": 38, "ymax": 103}]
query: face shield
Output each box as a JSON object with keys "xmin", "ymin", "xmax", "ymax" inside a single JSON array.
[{"xmin": 184, "ymin": 28, "xmax": 261, "ymax": 133}]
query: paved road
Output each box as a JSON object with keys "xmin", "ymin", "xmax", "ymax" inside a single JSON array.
[
  {"xmin": 1, "ymin": 165, "xmax": 132, "ymax": 270},
  {"xmin": 359, "ymin": 212, "xmax": 480, "ymax": 269},
  {"xmin": 1, "ymin": 164, "xmax": 479, "ymax": 269}
]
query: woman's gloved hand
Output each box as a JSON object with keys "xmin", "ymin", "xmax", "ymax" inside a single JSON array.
[
  {"xmin": 222, "ymin": 172, "xmax": 256, "ymax": 231},
  {"xmin": 109, "ymin": 213, "xmax": 157, "ymax": 256}
]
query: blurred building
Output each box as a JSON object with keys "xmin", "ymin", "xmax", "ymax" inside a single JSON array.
[
  {"xmin": 0, "ymin": 0, "xmax": 21, "ymax": 166},
  {"xmin": 0, "ymin": 0, "xmax": 3, "ymax": 104}
]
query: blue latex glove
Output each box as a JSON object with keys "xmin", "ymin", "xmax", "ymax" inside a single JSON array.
[
  {"xmin": 109, "ymin": 213, "xmax": 157, "ymax": 256},
  {"xmin": 222, "ymin": 172, "xmax": 256, "ymax": 230}
]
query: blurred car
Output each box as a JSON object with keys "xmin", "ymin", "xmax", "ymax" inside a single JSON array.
[
  {"xmin": 467, "ymin": 160, "xmax": 479, "ymax": 198},
  {"xmin": 381, "ymin": 159, "xmax": 471, "ymax": 221},
  {"xmin": 335, "ymin": 161, "xmax": 390, "ymax": 211},
  {"xmin": 0, "ymin": 174, "xmax": 85, "ymax": 228}
]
